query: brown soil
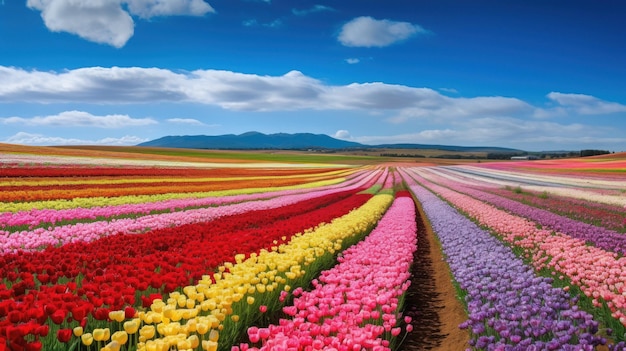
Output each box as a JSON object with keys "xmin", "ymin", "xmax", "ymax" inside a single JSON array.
[{"xmin": 399, "ymin": 200, "xmax": 469, "ymax": 351}]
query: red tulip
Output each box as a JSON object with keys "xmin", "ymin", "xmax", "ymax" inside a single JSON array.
[
  {"xmin": 50, "ymin": 310, "xmax": 66, "ymax": 325},
  {"xmin": 8, "ymin": 311, "xmax": 23, "ymax": 324},
  {"xmin": 25, "ymin": 341, "xmax": 42, "ymax": 351},
  {"xmin": 93, "ymin": 308, "xmax": 110, "ymax": 321},
  {"xmin": 5, "ymin": 325, "xmax": 25, "ymax": 341},
  {"xmin": 35, "ymin": 325, "xmax": 49, "ymax": 337},
  {"xmin": 124, "ymin": 306, "xmax": 136, "ymax": 319},
  {"xmin": 57, "ymin": 329, "xmax": 72, "ymax": 343}
]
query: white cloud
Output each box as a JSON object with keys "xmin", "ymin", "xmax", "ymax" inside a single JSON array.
[
  {"xmin": 242, "ymin": 18, "xmax": 282, "ymax": 28},
  {"xmin": 334, "ymin": 130, "xmax": 351, "ymax": 139},
  {"xmin": 166, "ymin": 118, "xmax": 206, "ymax": 126},
  {"xmin": 3, "ymin": 132, "xmax": 147, "ymax": 146},
  {"xmin": 0, "ymin": 66, "xmax": 532, "ymax": 117},
  {"xmin": 439, "ymin": 87, "xmax": 458, "ymax": 94},
  {"xmin": 338, "ymin": 16, "xmax": 428, "ymax": 48},
  {"xmin": 242, "ymin": 19, "xmax": 257, "ymax": 27},
  {"xmin": 292, "ymin": 5, "xmax": 334, "ymax": 16},
  {"xmin": 546, "ymin": 92, "xmax": 626, "ymax": 115},
  {"xmin": 345, "ymin": 58, "xmax": 360, "ymax": 64},
  {"xmin": 353, "ymin": 117, "xmax": 620, "ymax": 150},
  {"xmin": 2, "ymin": 66, "xmax": 625, "ymax": 137},
  {"xmin": 0, "ymin": 110, "xmax": 157, "ymax": 128},
  {"xmin": 125, "ymin": 0, "xmax": 214, "ymax": 18},
  {"xmin": 27, "ymin": 0, "xmax": 135, "ymax": 48},
  {"xmin": 26, "ymin": 0, "xmax": 214, "ymax": 47}
]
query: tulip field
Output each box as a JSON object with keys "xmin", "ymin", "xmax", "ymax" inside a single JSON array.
[{"xmin": 1, "ymin": 146, "xmax": 626, "ymax": 351}]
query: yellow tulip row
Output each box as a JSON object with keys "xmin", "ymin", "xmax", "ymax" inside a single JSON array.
[
  {"xmin": 0, "ymin": 169, "xmax": 356, "ymax": 187},
  {"xmin": 91, "ymin": 193, "xmax": 393, "ymax": 351},
  {"xmin": 0, "ymin": 178, "xmax": 345, "ymax": 213}
]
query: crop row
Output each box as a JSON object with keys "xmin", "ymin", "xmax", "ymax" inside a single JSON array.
[
  {"xmin": 405, "ymin": 167, "xmax": 626, "ymax": 345},
  {"xmin": 0, "ymin": 186, "xmax": 380, "ymax": 350},
  {"xmin": 401, "ymin": 169, "xmax": 610, "ymax": 350}
]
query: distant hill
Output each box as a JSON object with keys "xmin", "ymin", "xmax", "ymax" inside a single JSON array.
[
  {"xmin": 138, "ymin": 132, "xmax": 363, "ymax": 149},
  {"xmin": 138, "ymin": 132, "xmax": 523, "ymax": 153}
]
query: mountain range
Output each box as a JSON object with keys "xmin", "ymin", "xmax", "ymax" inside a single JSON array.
[{"xmin": 138, "ymin": 132, "xmax": 522, "ymax": 153}]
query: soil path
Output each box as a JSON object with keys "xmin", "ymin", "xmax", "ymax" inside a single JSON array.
[{"xmin": 399, "ymin": 201, "xmax": 469, "ymax": 350}]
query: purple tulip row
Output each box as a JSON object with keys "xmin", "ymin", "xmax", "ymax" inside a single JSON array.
[
  {"xmin": 422, "ymin": 168, "xmax": 626, "ymax": 255},
  {"xmin": 236, "ymin": 193, "xmax": 418, "ymax": 351},
  {"xmin": 402, "ymin": 172, "xmax": 607, "ymax": 351}
]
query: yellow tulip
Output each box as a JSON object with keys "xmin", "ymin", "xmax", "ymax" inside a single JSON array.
[
  {"xmin": 81, "ymin": 333, "xmax": 93, "ymax": 346},
  {"xmin": 188, "ymin": 334, "xmax": 200, "ymax": 348},
  {"xmin": 246, "ymin": 296, "xmax": 255, "ymax": 305},
  {"xmin": 202, "ymin": 340, "xmax": 218, "ymax": 351},
  {"xmin": 139, "ymin": 325, "xmax": 156, "ymax": 340},
  {"xmin": 111, "ymin": 331, "xmax": 128, "ymax": 345},
  {"xmin": 196, "ymin": 322, "xmax": 209, "ymax": 335},
  {"xmin": 151, "ymin": 299, "xmax": 165, "ymax": 313},
  {"xmin": 231, "ymin": 315, "xmax": 240, "ymax": 322},
  {"xmin": 208, "ymin": 329, "xmax": 219, "ymax": 342},
  {"xmin": 177, "ymin": 339, "xmax": 191, "ymax": 349},
  {"xmin": 73, "ymin": 326, "xmax": 83, "ymax": 337},
  {"xmin": 109, "ymin": 310, "xmax": 126, "ymax": 323},
  {"xmin": 93, "ymin": 328, "xmax": 110, "ymax": 342},
  {"xmin": 102, "ymin": 340, "xmax": 121, "ymax": 351},
  {"xmin": 124, "ymin": 320, "xmax": 139, "ymax": 334}
]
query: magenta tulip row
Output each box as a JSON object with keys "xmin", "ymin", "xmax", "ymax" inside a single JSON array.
[
  {"xmin": 0, "ymin": 170, "xmax": 384, "ymax": 254},
  {"xmin": 236, "ymin": 193, "xmax": 417, "ymax": 351},
  {"xmin": 406, "ymin": 168, "xmax": 626, "ymax": 326}
]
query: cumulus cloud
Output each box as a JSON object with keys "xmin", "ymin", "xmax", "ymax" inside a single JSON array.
[
  {"xmin": 2, "ymin": 66, "xmax": 624, "ymax": 135},
  {"xmin": 0, "ymin": 66, "xmax": 532, "ymax": 117},
  {"xmin": 338, "ymin": 16, "xmax": 428, "ymax": 47},
  {"xmin": 3, "ymin": 132, "xmax": 147, "ymax": 146},
  {"xmin": 345, "ymin": 58, "xmax": 360, "ymax": 64},
  {"xmin": 333, "ymin": 130, "xmax": 351, "ymax": 139},
  {"xmin": 0, "ymin": 110, "xmax": 157, "ymax": 128},
  {"xmin": 26, "ymin": 0, "xmax": 214, "ymax": 47}
]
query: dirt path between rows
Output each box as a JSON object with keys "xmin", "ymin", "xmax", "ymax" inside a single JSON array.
[{"xmin": 399, "ymin": 201, "xmax": 469, "ymax": 350}]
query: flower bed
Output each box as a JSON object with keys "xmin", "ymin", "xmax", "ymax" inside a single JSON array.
[
  {"xmin": 404, "ymin": 172, "xmax": 607, "ymax": 350},
  {"xmin": 0, "ymin": 190, "xmax": 375, "ymax": 350},
  {"xmin": 420, "ymin": 168, "xmax": 626, "ymax": 254},
  {"xmin": 238, "ymin": 191, "xmax": 417, "ymax": 351},
  {"xmin": 405, "ymin": 168, "xmax": 626, "ymax": 339}
]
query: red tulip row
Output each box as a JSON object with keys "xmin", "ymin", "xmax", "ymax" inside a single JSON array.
[{"xmin": 0, "ymin": 189, "xmax": 372, "ymax": 350}]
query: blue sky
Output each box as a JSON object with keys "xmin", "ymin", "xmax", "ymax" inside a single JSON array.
[{"xmin": 1, "ymin": 0, "xmax": 625, "ymax": 151}]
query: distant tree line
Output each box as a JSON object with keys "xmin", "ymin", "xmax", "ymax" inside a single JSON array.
[
  {"xmin": 378, "ymin": 150, "xmax": 612, "ymax": 160},
  {"xmin": 380, "ymin": 153, "xmax": 426, "ymax": 158},
  {"xmin": 486, "ymin": 151, "xmax": 583, "ymax": 160},
  {"xmin": 432, "ymin": 154, "xmax": 483, "ymax": 159},
  {"xmin": 580, "ymin": 149, "xmax": 611, "ymax": 157}
]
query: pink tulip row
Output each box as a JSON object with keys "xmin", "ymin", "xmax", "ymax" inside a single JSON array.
[
  {"xmin": 236, "ymin": 193, "xmax": 417, "ymax": 351},
  {"xmin": 0, "ymin": 170, "xmax": 376, "ymax": 230},
  {"xmin": 0, "ymin": 170, "xmax": 384, "ymax": 254},
  {"xmin": 406, "ymin": 167, "xmax": 626, "ymax": 326}
]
